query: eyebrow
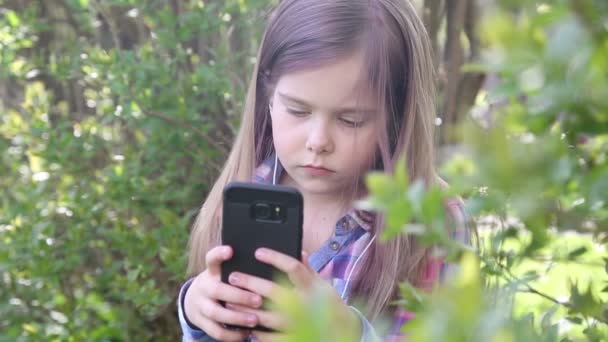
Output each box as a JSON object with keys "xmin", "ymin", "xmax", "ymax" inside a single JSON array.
[{"xmin": 278, "ymin": 92, "xmax": 375, "ymax": 115}]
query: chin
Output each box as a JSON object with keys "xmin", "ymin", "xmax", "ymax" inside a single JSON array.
[{"xmin": 298, "ymin": 178, "xmax": 350, "ymax": 196}]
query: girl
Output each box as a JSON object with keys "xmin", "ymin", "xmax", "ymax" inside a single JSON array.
[{"xmin": 178, "ymin": 0, "xmax": 470, "ymax": 341}]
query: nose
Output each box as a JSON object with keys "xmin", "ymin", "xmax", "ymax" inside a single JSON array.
[{"xmin": 306, "ymin": 117, "xmax": 334, "ymax": 154}]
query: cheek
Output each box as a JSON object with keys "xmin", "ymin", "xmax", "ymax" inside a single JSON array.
[
  {"xmin": 340, "ymin": 127, "xmax": 378, "ymax": 167},
  {"xmin": 270, "ymin": 110, "xmax": 291, "ymax": 132},
  {"xmin": 271, "ymin": 112, "xmax": 301, "ymax": 151}
]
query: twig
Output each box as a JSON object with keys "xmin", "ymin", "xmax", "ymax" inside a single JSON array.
[
  {"xmin": 125, "ymin": 83, "xmax": 229, "ymax": 158},
  {"xmin": 521, "ymin": 286, "xmax": 571, "ymax": 308},
  {"xmin": 485, "ymin": 255, "xmax": 566, "ymax": 306},
  {"xmin": 92, "ymin": 0, "xmax": 122, "ymax": 50},
  {"xmin": 142, "ymin": 108, "xmax": 228, "ymax": 157},
  {"xmin": 494, "ymin": 258, "xmax": 608, "ymax": 324}
]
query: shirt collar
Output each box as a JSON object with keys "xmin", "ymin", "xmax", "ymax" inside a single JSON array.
[{"xmin": 252, "ymin": 154, "xmax": 375, "ymax": 232}]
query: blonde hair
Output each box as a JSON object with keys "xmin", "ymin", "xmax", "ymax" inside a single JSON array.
[{"xmin": 187, "ymin": 0, "xmax": 438, "ymax": 322}]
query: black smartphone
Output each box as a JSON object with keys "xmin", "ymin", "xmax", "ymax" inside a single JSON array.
[{"xmin": 220, "ymin": 181, "xmax": 303, "ymax": 331}]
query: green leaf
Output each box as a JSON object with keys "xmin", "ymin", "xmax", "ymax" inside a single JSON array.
[
  {"xmin": 6, "ymin": 10, "xmax": 20, "ymax": 27},
  {"xmin": 396, "ymin": 282, "xmax": 427, "ymax": 313},
  {"xmin": 406, "ymin": 180, "xmax": 425, "ymax": 212},
  {"xmin": 365, "ymin": 172, "xmax": 396, "ymax": 203},
  {"xmin": 382, "ymin": 199, "xmax": 413, "ymax": 241},
  {"xmin": 568, "ymin": 282, "xmax": 603, "ymax": 318},
  {"xmin": 565, "ymin": 316, "xmax": 583, "ymax": 324},
  {"xmin": 127, "ymin": 267, "xmax": 141, "ymax": 282},
  {"xmin": 394, "ymin": 156, "xmax": 409, "ymax": 188},
  {"xmin": 567, "ymin": 246, "xmax": 587, "ymax": 259},
  {"xmin": 420, "ymin": 186, "xmax": 445, "ymax": 226}
]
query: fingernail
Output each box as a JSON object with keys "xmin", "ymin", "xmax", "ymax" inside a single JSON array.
[
  {"xmin": 255, "ymin": 249, "xmax": 265, "ymax": 258},
  {"xmin": 251, "ymin": 296, "xmax": 262, "ymax": 307},
  {"xmin": 229, "ymin": 273, "xmax": 239, "ymax": 284},
  {"xmin": 247, "ymin": 315, "xmax": 257, "ymax": 326}
]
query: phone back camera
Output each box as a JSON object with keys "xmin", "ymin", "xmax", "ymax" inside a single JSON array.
[
  {"xmin": 251, "ymin": 202, "xmax": 284, "ymax": 222},
  {"xmin": 253, "ymin": 203, "xmax": 271, "ymax": 219}
]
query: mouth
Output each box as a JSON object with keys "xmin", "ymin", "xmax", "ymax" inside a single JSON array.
[{"xmin": 302, "ymin": 165, "xmax": 335, "ymax": 172}]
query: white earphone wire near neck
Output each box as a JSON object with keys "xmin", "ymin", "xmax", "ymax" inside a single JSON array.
[
  {"xmin": 272, "ymin": 153, "xmax": 279, "ymax": 185},
  {"xmin": 271, "ymin": 148, "xmax": 373, "ymax": 301},
  {"xmin": 341, "ymin": 233, "xmax": 376, "ymax": 301}
]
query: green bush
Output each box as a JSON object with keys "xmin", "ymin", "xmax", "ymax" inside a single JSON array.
[
  {"xmin": 388, "ymin": 1, "xmax": 607, "ymax": 340},
  {"xmin": 273, "ymin": 1, "xmax": 608, "ymax": 341},
  {"xmin": 1, "ymin": 0, "xmax": 272, "ymax": 339}
]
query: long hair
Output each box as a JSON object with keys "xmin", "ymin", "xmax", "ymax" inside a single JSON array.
[{"xmin": 186, "ymin": 0, "xmax": 438, "ymax": 322}]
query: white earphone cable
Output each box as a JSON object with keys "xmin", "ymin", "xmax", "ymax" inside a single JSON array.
[
  {"xmin": 274, "ymin": 150, "xmax": 373, "ymax": 301},
  {"xmin": 272, "ymin": 154, "xmax": 279, "ymax": 185},
  {"xmin": 341, "ymin": 234, "xmax": 376, "ymax": 300}
]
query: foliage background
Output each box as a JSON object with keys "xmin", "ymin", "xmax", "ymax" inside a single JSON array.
[
  {"xmin": 1, "ymin": 0, "xmax": 606, "ymax": 341},
  {"xmin": 1, "ymin": 0, "xmax": 271, "ymax": 339}
]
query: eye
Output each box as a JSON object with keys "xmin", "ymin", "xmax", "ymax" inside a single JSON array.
[
  {"xmin": 286, "ymin": 108, "xmax": 309, "ymax": 116},
  {"xmin": 339, "ymin": 118, "xmax": 363, "ymax": 128}
]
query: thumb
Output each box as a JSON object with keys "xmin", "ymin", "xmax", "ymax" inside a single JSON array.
[
  {"xmin": 205, "ymin": 245, "xmax": 232, "ymax": 276},
  {"xmin": 301, "ymin": 250, "xmax": 313, "ymax": 270}
]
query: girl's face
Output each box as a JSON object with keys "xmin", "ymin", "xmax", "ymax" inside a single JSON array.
[{"xmin": 269, "ymin": 52, "xmax": 379, "ymax": 198}]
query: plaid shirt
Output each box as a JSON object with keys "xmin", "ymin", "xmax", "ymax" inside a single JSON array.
[{"xmin": 178, "ymin": 156, "xmax": 471, "ymax": 341}]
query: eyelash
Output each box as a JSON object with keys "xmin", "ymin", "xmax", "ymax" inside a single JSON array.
[
  {"xmin": 286, "ymin": 108, "xmax": 308, "ymax": 116},
  {"xmin": 339, "ymin": 118, "xmax": 361, "ymax": 127},
  {"xmin": 286, "ymin": 109, "xmax": 363, "ymax": 127}
]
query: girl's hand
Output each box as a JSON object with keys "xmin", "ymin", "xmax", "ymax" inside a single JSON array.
[
  {"xmin": 226, "ymin": 249, "xmax": 361, "ymax": 342},
  {"xmin": 184, "ymin": 245, "xmax": 264, "ymax": 341}
]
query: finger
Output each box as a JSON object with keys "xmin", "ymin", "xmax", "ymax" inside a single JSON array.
[
  {"xmin": 197, "ymin": 315, "xmax": 250, "ymax": 342},
  {"xmin": 226, "ymin": 302, "xmax": 252, "ymax": 312},
  {"xmin": 205, "ymin": 245, "xmax": 232, "ymax": 276},
  {"xmin": 255, "ymin": 248, "xmax": 313, "ymax": 288},
  {"xmin": 226, "ymin": 303, "xmax": 289, "ymax": 331},
  {"xmin": 301, "ymin": 251, "xmax": 314, "ymax": 271},
  {"xmin": 199, "ymin": 296, "xmax": 258, "ymax": 328},
  {"xmin": 202, "ymin": 281, "xmax": 263, "ymax": 308},
  {"xmin": 228, "ymin": 271, "xmax": 286, "ymax": 299},
  {"xmin": 252, "ymin": 331, "xmax": 285, "ymax": 342}
]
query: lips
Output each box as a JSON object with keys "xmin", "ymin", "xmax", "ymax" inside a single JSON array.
[
  {"xmin": 302, "ymin": 165, "xmax": 334, "ymax": 172},
  {"xmin": 299, "ymin": 164, "xmax": 335, "ymax": 177}
]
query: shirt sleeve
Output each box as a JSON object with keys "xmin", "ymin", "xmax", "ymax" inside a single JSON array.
[
  {"xmin": 177, "ymin": 278, "xmax": 209, "ymax": 341},
  {"xmin": 383, "ymin": 198, "xmax": 472, "ymax": 341}
]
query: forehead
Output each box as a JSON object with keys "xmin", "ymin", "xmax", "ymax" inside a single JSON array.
[{"xmin": 274, "ymin": 52, "xmax": 376, "ymax": 110}]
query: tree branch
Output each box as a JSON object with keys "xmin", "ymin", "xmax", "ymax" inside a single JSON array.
[
  {"xmin": 442, "ymin": 1, "xmax": 467, "ymax": 139},
  {"xmin": 92, "ymin": 0, "xmax": 122, "ymax": 50},
  {"xmin": 521, "ymin": 287, "xmax": 571, "ymax": 308},
  {"xmin": 423, "ymin": 0, "xmax": 445, "ymax": 71},
  {"xmin": 495, "ymin": 258, "xmax": 608, "ymax": 325},
  {"xmin": 141, "ymin": 108, "xmax": 229, "ymax": 157}
]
